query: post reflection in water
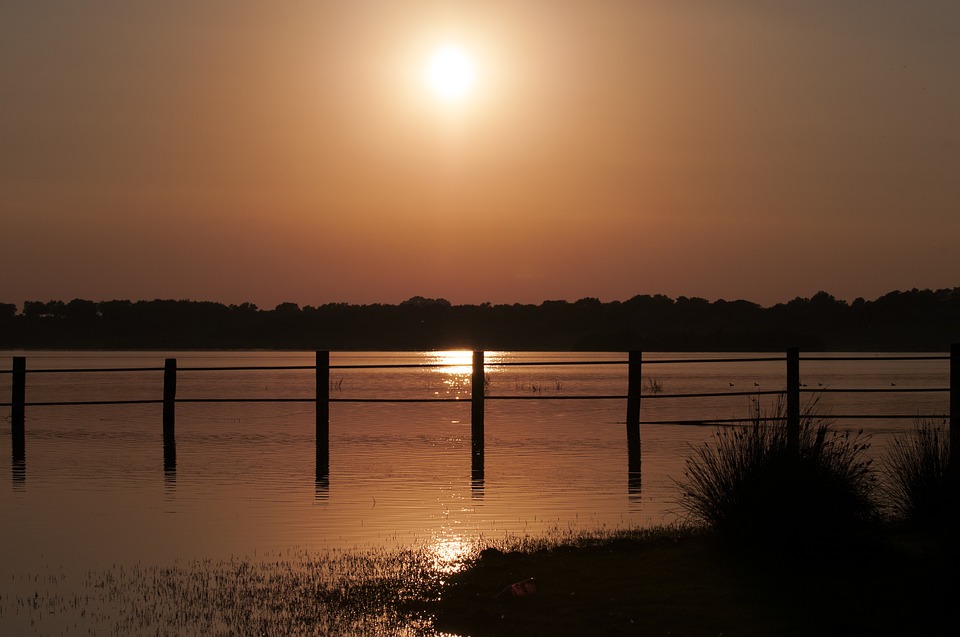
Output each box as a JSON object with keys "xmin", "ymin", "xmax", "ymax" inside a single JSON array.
[
  {"xmin": 315, "ymin": 475, "xmax": 330, "ymax": 501},
  {"xmin": 470, "ymin": 451, "xmax": 484, "ymax": 498},
  {"xmin": 163, "ymin": 466, "xmax": 176, "ymax": 494},
  {"xmin": 12, "ymin": 420, "xmax": 26, "ymax": 488},
  {"xmin": 163, "ymin": 436, "xmax": 176, "ymax": 473},
  {"xmin": 163, "ymin": 438, "xmax": 176, "ymax": 495},
  {"xmin": 12, "ymin": 457, "xmax": 25, "ymax": 489},
  {"xmin": 12, "ymin": 421, "xmax": 25, "ymax": 490},
  {"xmin": 628, "ymin": 437, "xmax": 642, "ymax": 500},
  {"xmin": 315, "ymin": 453, "xmax": 330, "ymax": 500}
]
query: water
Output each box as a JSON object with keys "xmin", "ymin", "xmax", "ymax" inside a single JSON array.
[{"xmin": 0, "ymin": 350, "xmax": 950, "ymax": 631}]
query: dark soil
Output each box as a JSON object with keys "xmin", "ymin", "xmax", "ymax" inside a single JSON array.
[{"xmin": 425, "ymin": 527, "xmax": 959, "ymax": 636}]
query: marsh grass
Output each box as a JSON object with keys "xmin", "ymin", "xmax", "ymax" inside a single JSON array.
[
  {"xmin": 1, "ymin": 547, "xmax": 451, "ymax": 636},
  {"xmin": 645, "ymin": 376, "xmax": 663, "ymax": 395},
  {"xmin": 675, "ymin": 394, "xmax": 879, "ymax": 551},
  {"xmin": 883, "ymin": 418, "xmax": 959, "ymax": 533}
]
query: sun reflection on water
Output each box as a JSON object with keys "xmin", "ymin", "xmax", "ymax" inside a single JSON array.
[
  {"xmin": 426, "ymin": 350, "xmax": 502, "ymax": 397},
  {"xmin": 427, "ymin": 532, "xmax": 475, "ymax": 576},
  {"xmin": 427, "ymin": 349, "xmax": 474, "ymax": 376}
]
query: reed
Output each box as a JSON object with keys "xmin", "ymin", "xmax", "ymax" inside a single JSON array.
[
  {"xmin": 675, "ymin": 394, "xmax": 880, "ymax": 551},
  {"xmin": 2, "ymin": 548, "xmax": 447, "ymax": 636},
  {"xmin": 882, "ymin": 418, "xmax": 958, "ymax": 532},
  {"xmin": 645, "ymin": 376, "xmax": 663, "ymax": 395}
]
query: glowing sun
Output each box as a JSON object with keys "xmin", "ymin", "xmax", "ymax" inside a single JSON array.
[{"xmin": 426, "ymin": 45, "xmax": 476, "ymax": 101}]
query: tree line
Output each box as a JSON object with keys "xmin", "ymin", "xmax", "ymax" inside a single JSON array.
[{"xmin": 1, "ymin": 288, "xmax": 958, "ymax": 351}]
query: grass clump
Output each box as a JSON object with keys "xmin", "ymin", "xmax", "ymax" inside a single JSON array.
[
  {"xmin": 675, "ymin": 396, "xmax": 879, "ymax": 552},
  {"xmin": 883, "ymin": 418, "xmax": 959, "ymax": 533}
]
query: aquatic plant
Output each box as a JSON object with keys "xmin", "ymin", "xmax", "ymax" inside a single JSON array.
[
  {"xmin": 645, "ymin": 377, "xmax": 663, "ymax": 395},
  {"xmin": 882, "ymin": 418, "xmax": 958, "ymax": 532},
  {"xmin": 675, "ymin": 395, "xmax": 879, "ymax": 551},
  {"xmin": 2, "ymin": 547, "xmax": 451, "ymax": 636}
]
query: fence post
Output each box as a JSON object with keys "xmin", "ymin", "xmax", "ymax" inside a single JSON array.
[
  {"xmin": 163, "ymin": 358, "xmax": 176, "ymax": 469},
  {"xmin": 626, "ymin": 351, "xmax": 642, "ymax": 472},
  {"xmin": 12, "ymin": 356, "xmax": 26, "ymax": 462},
  {"xmin": 472, "ymin": 351, "xmax": 485, "ymax": 464},
  {"xmin": 786, "ymin": 347, "xmax": 800, "ymax": 455},
  {"xmin": 316, "ymin": 351, "xmax": 330, "ymax": 480},
  {"xmin": 951, "ymin": 343, "xmax": 959, "ymax": 467}
]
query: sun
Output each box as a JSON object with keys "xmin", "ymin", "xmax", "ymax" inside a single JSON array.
[{"xmin": 426, "ymin": 45, "xmax": 476, "ymax": 101}]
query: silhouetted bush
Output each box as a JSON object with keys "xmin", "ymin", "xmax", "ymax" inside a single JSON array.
[
  {"xmin": 883, "ymin": 419, "xmax": 959, "ymax": 533},
  {"xmin": 676, "ymin": 396, "xmax": 880, "ymax": 552}
]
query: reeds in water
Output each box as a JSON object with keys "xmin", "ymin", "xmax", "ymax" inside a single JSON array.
[
  {"xmin": 675, "ymin": 394, "xmax": 879, "ymax": 551},
  {"xmin": 883, "ymin": 418, "xmax": 958, "ymax": 532},
  {"xmin": 1, "ymin": 547, "xmax": 454, "ymax": 636}
]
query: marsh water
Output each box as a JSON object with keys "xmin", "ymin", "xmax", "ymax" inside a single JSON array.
[{"xmin": 0, "ymin": 350, "xmax": 950, "ymax": 632}]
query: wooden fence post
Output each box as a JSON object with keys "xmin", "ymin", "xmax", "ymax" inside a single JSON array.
[
  {"xmin": 786, "ymin": 347, "xmax": 800, "ymax": 456},
  {"xmin": 472, "ymin": 351, "xmax": 485, "ymax": 464},
  {"xmin": 316, "ymin": 351, "xmax": 330, "ymax": 480},
  {"xmin": 12, "ymin": 356, "xmax": 26, "ymax": 462},
  {"xmin": 626, "ymin": 351, "xmax": 642, "ymax": 472},
  {"xmin": 162, "ymin": 358, "xmax": 176, "ymax": 470},
  {"xmin": 951, "ymin": 343, "xmax": 959, "ymax": 467}
]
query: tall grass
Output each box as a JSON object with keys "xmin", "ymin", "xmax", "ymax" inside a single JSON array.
[
  {"xmin": 2, "ymin": 548, "xmax": 446, "ymax": 636},
  {"xmin": 676, "ymin": 395, "xmax": 879, "ymax": 551},
  {"xmin": 883, "ymin": 418, "xmax": 958, "ymax": 532}
]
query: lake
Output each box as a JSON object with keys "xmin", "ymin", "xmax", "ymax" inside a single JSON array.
[{"xmin": 0, "ymin": 350, "xmax": 950, "ymax": 631}]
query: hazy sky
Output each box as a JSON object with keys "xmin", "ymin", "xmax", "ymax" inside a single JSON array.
[{"xmin": 2, "ymin": 1, "xmax": 958, "ymax": 309}]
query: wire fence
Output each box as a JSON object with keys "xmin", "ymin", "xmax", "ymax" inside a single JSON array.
[
  {"xmin": 1, "ymin": 351, "xmax": 953, "ymax": 420},
  {"xmin": 5, "ymin": 348, "xmax": 957, "ymax": 476}
]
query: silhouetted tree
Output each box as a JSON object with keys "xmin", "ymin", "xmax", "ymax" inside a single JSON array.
[{"xmin": 1, "ymin": 288, "xmax": 957, "ymax": 350}]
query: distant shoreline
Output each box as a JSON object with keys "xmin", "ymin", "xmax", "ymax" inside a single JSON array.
[{"xmin": 2, "ymin": 288, "xmax": 958, "ymax": 351}]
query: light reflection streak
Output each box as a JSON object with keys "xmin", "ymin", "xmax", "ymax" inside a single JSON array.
[
  {"xmin": 426, "ymin": 350, "xmax": 503, "ymax": 396},
  {"xmin": 427, "ymin": 350, "xmax": 474, "ymax": 376},
  {"xmin": 427, "ymin": 531, "xmax": 475, "ymax": 576}
]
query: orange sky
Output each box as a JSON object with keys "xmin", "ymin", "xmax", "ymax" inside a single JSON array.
[{"xmin": 2, "ymin": 1, "xmax": 958, "ymax": 309}]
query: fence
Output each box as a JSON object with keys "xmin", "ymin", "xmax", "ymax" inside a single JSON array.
[{"xmin": 5, "ymin": 346, "xmax": 959, "ymax": 482}]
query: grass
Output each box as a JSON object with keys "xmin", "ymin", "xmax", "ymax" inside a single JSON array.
[
  {"xmin": 644, "ymin": 376, "xmax": 663, "ymax": 395},
  {"xmin": 674, "ymin": 395, "xmax": 880, "ymax": 552},
  {"xmin": 883, "ymin": 418, "xmax": 959, "ymax": 534},
  {"xmin": 1, "ymin": 548, "xmax": 444, "ymax": 636}
]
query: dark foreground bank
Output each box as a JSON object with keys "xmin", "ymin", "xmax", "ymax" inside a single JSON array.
[
  {"xmin": 424, "ymin": 526, "xmax": 959, "ymax": 637},
  {"xmin": 3, "ymin": 526, "xmax": 956, "ymax": 635}
]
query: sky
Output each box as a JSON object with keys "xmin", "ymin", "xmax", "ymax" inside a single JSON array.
[{"xmin": 2, "ymin": 1, "xmax": 958, "ymax": 310}]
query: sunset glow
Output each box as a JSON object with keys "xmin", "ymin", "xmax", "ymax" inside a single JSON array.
[{"xmin": 1, "ymin": 2, "xmax": 957, "ymax": 308}]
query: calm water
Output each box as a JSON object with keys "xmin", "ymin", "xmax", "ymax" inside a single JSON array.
[{"xmin": 0, "ymin": 350, "xmax": 950, "ymax": 573}]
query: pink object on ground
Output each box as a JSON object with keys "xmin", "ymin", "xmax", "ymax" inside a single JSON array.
[{"xmin": 508, "ymin": 578, "xmax": 537, "ymax": 597}]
